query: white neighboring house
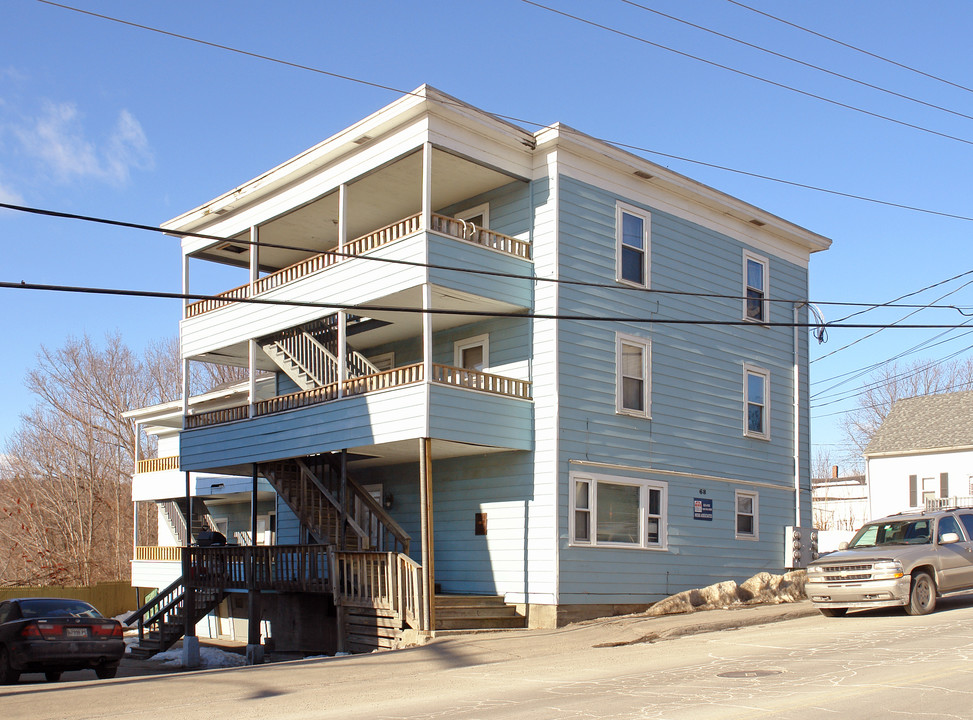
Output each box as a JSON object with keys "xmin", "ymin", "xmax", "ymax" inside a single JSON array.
[
  {"xmin": 812, "ymin": 466, "xmax": 867, "ymax": 542},
  {"xmin": 863, "ymin": 390, "xmax": 973, "ymax": 521}
]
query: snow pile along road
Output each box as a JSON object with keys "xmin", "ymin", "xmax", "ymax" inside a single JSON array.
[{"xmin": 646, "ymin": 570, "xmax": 806, "ymax": 616}]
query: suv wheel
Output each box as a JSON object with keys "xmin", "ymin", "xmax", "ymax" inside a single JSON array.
[{"xmin": 905, "ymin": 571, "xmax": 937, "ymax": 616}]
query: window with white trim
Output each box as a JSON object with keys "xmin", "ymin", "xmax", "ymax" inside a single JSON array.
[
  {"xmin": 457, "ymin": 202, "xmax": 489, "ymax": 229},
  {"xmin": 743, "ymin": 251, "xmax": 769, "ymax": 322},
  {"xmin": 616, "ymin": 333, "xmax": 650, "ymax": 417},
  {"xmin": 744, "ymin": 364, "xmax": 769, "ymax": 439},
  {"xmin": 735, "ymin": 490, "xmax": 758, "ymax": 539},
  {"xmin": 570, "ymin": 473, "xmax": 667, "ymax": 549},
  {"xmin": 616, "ymin": 202, "xmax": 650, "ymax": 287},
  {"xmin": 454, "ymin": 334, "xmax": 489, "ymax": 372}
]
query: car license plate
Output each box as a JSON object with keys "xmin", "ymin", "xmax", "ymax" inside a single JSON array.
[{"xmin": 66, "ymin": 627, "xmax": 88, "ymax": 638}]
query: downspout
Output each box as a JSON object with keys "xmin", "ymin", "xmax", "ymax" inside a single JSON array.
[{"xmin": 793, "ymin": 302, "xmax": 805, "ymax": 527}]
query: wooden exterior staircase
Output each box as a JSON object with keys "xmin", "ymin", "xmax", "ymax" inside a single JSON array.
[
  {"xmin": 125, "ymin": 576, "xmax": 226, "ymax": 657},
  {"xmin": 260, "ymin": 455, "xmax": 424, "ymax": 650},
  {"xmin": 259, "ymin": 317, "xmax": 379, "ymax": 391}
]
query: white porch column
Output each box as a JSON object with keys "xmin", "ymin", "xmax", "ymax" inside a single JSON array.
[
  {"xmin": 249, "ymin": 340, "xmax": 258, "ymax": 418},
  {"xmin": 338, "ymin": 183, "xmax": 348, "ymax": 251},
  {"xmin": 337, "ymin": 311, "xmax": 347, "ymax": 398},
  {"xmin": 249, "ymin": 225, "xmax": 259, "ymax": 285},
  {"xmin": 421, "ymin": 142, "xmax": 432, "ymax": 230},
  {"xmin": 181, "ymin": 359, "xmax": 190, "ymax": 422},
  {"xmin": 181, "ymin": 252, "xmax": 190, "ymax": 313}
]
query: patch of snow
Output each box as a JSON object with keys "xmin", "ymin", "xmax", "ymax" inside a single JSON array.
[
  {"xmin": 646, "ymin": 570, "xmax": 807, "ymax": 616},
  {"xmin": 147, "ymin": 646, "xmax": 247, "ymax": 669}
]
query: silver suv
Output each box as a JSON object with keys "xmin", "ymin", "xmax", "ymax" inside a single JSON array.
[{"xmin": 806, "ymin": 507, "xmax": 973, "ymax": 616}]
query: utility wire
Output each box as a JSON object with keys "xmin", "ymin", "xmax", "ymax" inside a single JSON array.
[
  {"xmin": 813, "ymin": 328, "xmax": 973, "ymax": 403},
  {"xmin": 2, "ymin": 280, "xmax": 972, "ymax": 329},
  {"xmin": 520, "ymin": 0, "xmax": 973, "ymax": 148},
  {"xmin": 726, "ymin": 0, "xmax": 973, "ymax": 96},
  {"xmin": 812, "ymin": 322, "xmax": 973, "ymax": 394},
  {"xmin": 34, "ymin": 1, "xmax": 973, "ymax": 224},
  {"xmin": 812, "ymin": 276, "xmax": 973, "ymax": 369},
  {"xmin": 8, "ymin": 199, "xmax": 973, "ymax": 315},
  {"xmin": 811, "ymin": 346, "xmax": 973, "ymax": 413},
  {"xmin": 619, "ymin": 0, "xmax": 973, "ymax": 123}
]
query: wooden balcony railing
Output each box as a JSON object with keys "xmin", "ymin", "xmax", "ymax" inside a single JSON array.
[
  {"xmin": 189, "ymin": 544, "xmax": 331, "ymax": 593},
  {"xmin": 331, "ymin": 550, "xmax": 426, "ymax": 631},
  {"xmin": 429, "ymin": 213, "xmax": 530, "ymax": 259},
  {"xmin": 134, "ymin": 546, "xmax": 183, "ymax": 562},
  {"xmin": 431, "ymin": 364, "xmax": 531, "ymax": 399},
  {"xmin": 185, "ymin": 212, "xmax": 528, "ymax": 318},
  {"xmin": 136, "ymin": 455, "xmax": 180, "ymax": 474},
  {"xmin": 183, "ymin": 363, "xmax": 530, "ymax": 429},
  {"xmin": 185, "ymin": 404, "xmax": 249, "ymax": 429}
]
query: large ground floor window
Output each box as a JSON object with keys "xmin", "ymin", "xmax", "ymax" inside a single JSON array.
[{"xmin": 571, "ymin": 472, "xmax": 667, "ymax": 549}]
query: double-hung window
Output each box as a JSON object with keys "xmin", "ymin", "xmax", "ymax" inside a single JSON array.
[
  {"xmin": 571, "ymin": 474, "xmax": 667, "ymax": 549},
  {"xmin": 616, "ymin": 202, "xmax": 650, "ymax": 287},
  {"xmin": 735, "ymin": 490, "xmax": 758, "ymax": 539},
  {"xmin": 454, "ymin": 334, "xmax": 489, "ymax": 372},
  {"xmin": 616, "ymin": 333, "xmax": 650, "ymax": 417},
  {"xmin": 744, "ymin": 364, "xmax": 769, "ymax": 439},
  {"xmin": 743, "ymin": 251, "xmax": 769, "ymax": 322}
]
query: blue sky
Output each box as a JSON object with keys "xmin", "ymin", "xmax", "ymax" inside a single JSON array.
[{"xmin": 2, "ymin": 0, "xmax": 972, "ymax": 469}]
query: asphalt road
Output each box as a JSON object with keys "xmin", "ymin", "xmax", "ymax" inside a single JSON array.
[{"xmin": 3, "ymin": 599, "xmax": 973, "ymax": 719}]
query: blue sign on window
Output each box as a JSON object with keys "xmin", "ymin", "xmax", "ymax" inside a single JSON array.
[{"xmin": 694, "ymin": 497, "xmax": 713, "ymax": 521}]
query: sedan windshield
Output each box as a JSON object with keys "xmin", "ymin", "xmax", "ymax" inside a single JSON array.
[{"xmin": 848, "ymin": 519, "xmax": 932, "ymax": 548}]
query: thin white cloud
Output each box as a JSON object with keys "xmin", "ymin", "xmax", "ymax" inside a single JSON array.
[{"xmin": 14, "ymin": 102, "xmax": 154, "ymax": 185}]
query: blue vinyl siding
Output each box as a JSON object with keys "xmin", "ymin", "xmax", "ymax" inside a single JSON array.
[
  {"xmin": 555, "ymin": 175, "xmax": 811, "ymax": 600},
  {"xmin": 366, "ymin": 451, "xmax": 538, "ymax": 597}
]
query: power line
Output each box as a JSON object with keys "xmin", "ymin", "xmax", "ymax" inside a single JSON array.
[
  {"xmin": 811, "ymin": 275, "xmax": 973, "ymax": 370},
  {"xmin": 34, "ymin": 1, "xmax": 973, "ymax": 224},
  {"xmin": 812, "ymin": 323, "xmax": 973, "ymax": 394},
  {"xmin": 2, "ymin": 280, "xmax": 972, "ymax": 329},
  {"xmin": 520, "ymin": 0, "xmax": 973, "ymax": 148},
  {"xmin": 619, "ymin": 0, "xmax": 973, "ymax": 123},
  {"xmin": 726, "ymin": 0, "xmax": 973, "ymax": 96},
  {"xmin": 9, "ymin": 199, "xmax": 973, "ymax": 315},
  {"xmin": 813, "ymin": 332, "xmax": 973, "ymax": 405},
  {"xmin": 811, "ymin": 353, "xmax": 973, "ymax": 416}
]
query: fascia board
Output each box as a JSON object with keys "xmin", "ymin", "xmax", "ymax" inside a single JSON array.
[
  {"xmin": 535, "ymin": 124, "xmax": 832, "ymax": 263},
  {"xmin": 864, "ymin": 445, "xmax": 973, "ymax": 459},
  {"xmin": 164, "ymin": 88, "xmax": 435, "ymax": 235},
  {"xmin": 179, "ymin": 118, "xmax": 431, "ymax": 256},
  {"xmin": 166, "ymin": 85, "xmax": 535, "ymax": 242}
]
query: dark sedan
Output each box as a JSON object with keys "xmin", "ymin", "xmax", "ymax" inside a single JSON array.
[{"xmin": 0, "ymin": 597, "xmax": 125, "ymax": 683}]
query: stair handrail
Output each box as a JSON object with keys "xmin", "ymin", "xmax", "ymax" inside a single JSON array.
[
  {"xmin": 296, "ymin": 459, "xmax": 371, "ymax": 542},
  {"xmin": 319, "ymin": 454, "xmax": 410, "ymax": 553},
  {"xmin": 160, "ymin": 500, "xmax": 189, "ymax": 547},
  {"xmin": 343, "ymin": 470, "xmax": 411, "ymax": 554},
  {"xmin": 124, "ymin": 575, "xmax": 185, "ymax": 646},
  {"xmin": 267, "ymin": 330, "xmax": 338, "ymax": 388}
]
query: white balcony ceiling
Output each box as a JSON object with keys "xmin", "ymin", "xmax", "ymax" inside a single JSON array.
[{"xmin": 199, "ymin": 147, "xmax": 521, "ymax": 272}]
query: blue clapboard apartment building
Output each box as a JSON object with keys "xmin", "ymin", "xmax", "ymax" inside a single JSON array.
[{"xmin": 128, "ymin": 86, "xmax": 830, "ymax": 655}]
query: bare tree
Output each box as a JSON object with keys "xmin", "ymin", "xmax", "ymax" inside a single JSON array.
[
  {"xmin": 0, "ymin": 333, "xmax": 182, "ymax": 586},
  {"xmin": 841, "ymin": 357, "xmax": 973, "ymax": 459}
]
